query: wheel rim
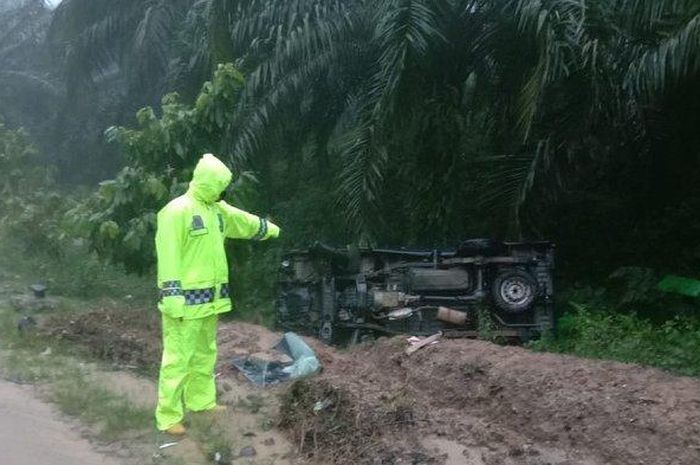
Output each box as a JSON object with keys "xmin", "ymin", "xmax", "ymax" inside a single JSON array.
[{"xmin": 499, "ymin": 277, "xmax": 533, "ymax": 306}]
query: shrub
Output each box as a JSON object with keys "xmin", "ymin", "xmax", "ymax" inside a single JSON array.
[{"xmin": 532, "ymin": 302, "xmax": 700, "ymax": 376}]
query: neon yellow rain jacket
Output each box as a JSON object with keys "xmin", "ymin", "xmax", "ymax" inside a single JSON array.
[{"xmin": 155, "ymin": 153, "xmax": 279, "ymax": 320}]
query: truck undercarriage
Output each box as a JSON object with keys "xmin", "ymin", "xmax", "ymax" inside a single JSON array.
[{"xmin": 276, "ymin": 239, "xmax": 555, "ymax": 344}]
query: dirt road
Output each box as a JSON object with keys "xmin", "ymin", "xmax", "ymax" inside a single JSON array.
[{"xmin": 0, "ymin": 379, "xmax": 123, "ymax": 465}]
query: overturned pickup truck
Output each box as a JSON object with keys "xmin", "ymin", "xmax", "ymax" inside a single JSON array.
[{"xmin": 276, "ymin": 239, "xmax": 555, "ymax": 344}]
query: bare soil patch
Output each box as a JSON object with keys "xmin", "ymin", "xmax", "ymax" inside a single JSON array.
[
  {"xmin": 47, "ymin": 308, "xmax": 162, "ymax": 370},
  {"xmin": 45, "ymin": 308, "xmax": 700, "ymax": 465}
]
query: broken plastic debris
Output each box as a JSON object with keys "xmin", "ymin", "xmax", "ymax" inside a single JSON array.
[
  {"xmin": 232, "ymin": 332, "xmax": 320, "ymax": 386},
  {"xmin": 387, "ymin": 307, "xmax": 415, "ymax": 320},
  {"xmin": 407, "ymin": 335, "xmax": 440, "ymax": 347},
  {"xmin": 158, "ymin": 442, "xmax": 179, "ymax": 450},
  {"xmin": 276, "ymin": 332, "xmax": 321, "ymax": 378},
  {"xmin": 313, "ymin": 398, "xmax": 333, "ymax": 413},
  {"xmin": 406, "ymin": 331, "xmax": 443, "ymax": 355}
]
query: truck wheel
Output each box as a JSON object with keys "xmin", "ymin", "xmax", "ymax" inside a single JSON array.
[{"xmin": 492, "ymin": 270, "xmax": 538, "ymax": 313}]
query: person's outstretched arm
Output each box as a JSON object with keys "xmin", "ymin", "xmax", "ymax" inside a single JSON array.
[{"xmin": 217, "ymin": 201, "xmax": 280, "ymax": 240}]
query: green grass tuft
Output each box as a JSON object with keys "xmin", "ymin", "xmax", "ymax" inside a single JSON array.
[{"xmin": 51, "ymin": 377, "xmax": 153, "ymax": 439}]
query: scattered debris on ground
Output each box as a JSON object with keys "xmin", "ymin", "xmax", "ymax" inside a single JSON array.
[
  {"xmin": 17, "ymin": 315, "xmax": 37, "ymax": 333},
  {"xmin": 405, "ymin": 331, "xmax": 443, "ymax": 355},
  {"xmin": 232, "ymin": 332, "xmax": 321, "ymax": 386}
]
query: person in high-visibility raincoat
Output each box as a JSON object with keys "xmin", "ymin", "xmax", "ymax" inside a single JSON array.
[{"xmin": 154, "ymin": 153, "xmax": 280, "ymax": 434}]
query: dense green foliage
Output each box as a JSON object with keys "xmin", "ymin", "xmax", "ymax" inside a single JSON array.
[
  {"xmin": 1, "ymin": 1, "xmax": 700, "ymax": 370},
  {"xmin": 533, "ymin": 304, "xmax": 700, "ymax": 376},
  {"xmin": 68, "ymin": 64, "xmax": 249, "ymax": 272},
  {"xmin": 0, "ymin": 120, "xmax": 67, "ymax": 257},
  {"xmin": 38, "ymin": 0, "xmax": 699, "ymax": 274},
  {"xmin": 533, "ymin": 267, "xmax": 700, "ymax": 375},
  {"xmin": 0, "ymin": 122, "xmax": 154, "ymax": 301}
]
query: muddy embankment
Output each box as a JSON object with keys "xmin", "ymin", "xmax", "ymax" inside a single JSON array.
[{"xmin": 49, "ymin": 309, "xmax": 700, "ymax": 465}]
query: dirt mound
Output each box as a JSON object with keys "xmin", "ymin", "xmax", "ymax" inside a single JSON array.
[
  {"xmin": 45, "ymin": 310, "xmax": 700, "ymax": 465},
  {"xmin": 280, "ymin": 336, "xmax": 700, "ymax": 465},
  {"xmin": 47, "ymin": 308, "xmax": 162, "ymax": 370},
  {"xmin": 46, "ymin": 312, "xmax": 292, "ymax": 372}
]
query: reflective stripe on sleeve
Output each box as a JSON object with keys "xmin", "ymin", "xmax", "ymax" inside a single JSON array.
[{"xmin": 251, "ymin": 218, "xmax": 268, "ymax": 241}]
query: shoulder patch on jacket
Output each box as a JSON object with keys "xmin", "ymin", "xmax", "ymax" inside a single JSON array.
[{"xmin": 192, "ymin": 215, "xmax": 205, "ymax": 230}]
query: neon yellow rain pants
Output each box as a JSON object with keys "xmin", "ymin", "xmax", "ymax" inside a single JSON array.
[{"xmin": 155, "ymin": 314, "xmax": 218, "ymax": 430}]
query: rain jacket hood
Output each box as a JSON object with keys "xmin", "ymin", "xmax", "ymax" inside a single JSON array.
[{"xmin": 187, "ymin": 153, "xmax": 232, "ymax": 204}]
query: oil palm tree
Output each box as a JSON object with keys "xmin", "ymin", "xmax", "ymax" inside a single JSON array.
[
  {"xmin": 43, "ymin": 0, "xmax": 197, "ymax": 179},
  {"xmin": 176, "ymin": 0, "xmax": 499, "ymax": 241},
  {"xmin": 162, "ymin": 0, "xmax": 698, "ymax": 240},
  {"xmin": 0, "ymin": 0, "xmax": 60, "ymax": 152},
  {"xmin": 48, "ymin": 0, "xmax": 700, "ymax": 240},
  {"xmin": 488, "ymin": 0, "xmax": 700, "ymax": 233}
]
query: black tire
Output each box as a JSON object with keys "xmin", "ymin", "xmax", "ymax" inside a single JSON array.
[{"xmin": 491, "ymin": 270, "xmax": 538, "ymax": 313}]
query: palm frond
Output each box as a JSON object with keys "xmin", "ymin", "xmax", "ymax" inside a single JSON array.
[
  {"xmin": 132, "ymin": 1, "xmax": 179, "ymax": 74},
  {"xmin": 626, "ymin": 12, "xmax": 700, "ymax": 97},
  {"xmin": 0, "ymin": 70, "xmax": 61, "ymax": 97},
  {"xmin": 228, "ymin": 47, "xmax": 342, "ymax": 166},
  {"xmin": 334, "ymin": 121, "xmax": 389, "ymax": 240},
  {"xmin": 370, "ymin": 0, "xmax": 444, "ymax": 118},
  {"xmin": 473, "ymin": 140, "xmax": 551, "ymax": 235},
  {"xmin": 509, "ymin": 0, "xmax": 588, "ymax": 140},
  {"xmin": 62, "ymin": 7, "xmax": 138, "ymax": 85}
]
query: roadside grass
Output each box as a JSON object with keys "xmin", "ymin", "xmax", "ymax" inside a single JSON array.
[
  {"xmin": 0, "ymin": 236, "xmax": 260, "ymax": 464},
  {"xmin": 0, "ymin": 234, "xmax": 155, "ymax": 304},
  {"xmin": 51, "ymin": 377, "xmax": 152, "ymax": 440},
  {"xmin": 0, "ymin": 309, "xmax": 154, "ymax": 441},
  {"xmin": 0, "ymin": 350, "xmax": 153, "ymax": 441},
  {"xmin": 0, "ymin": 345, "xmax": 80, "ymax": 384},
  {"xmin": 531, "ymin": 303, "xmax": 700, "ymax": 377},
  {"xmin": 0, "ymin": 308, "xmax": 241, "ymax": 464}
]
